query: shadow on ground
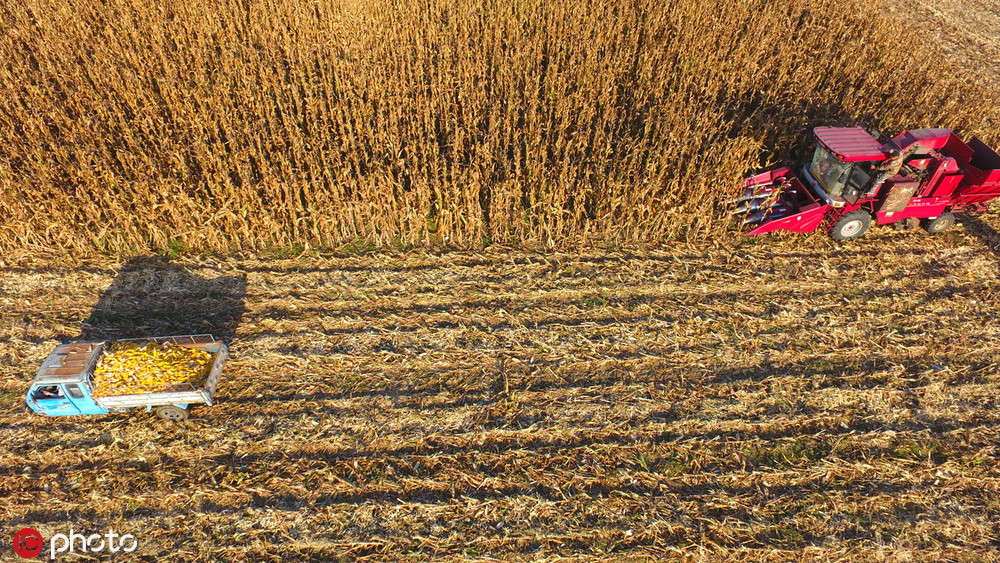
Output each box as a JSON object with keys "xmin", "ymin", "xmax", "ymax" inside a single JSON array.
[
  {"xmin": 80, "ymin": 256, "xmax": 246, "ymax": 341},
  {"xmin": 957, "ymin": 214, "xmax": 1000, "ymax": 261}
]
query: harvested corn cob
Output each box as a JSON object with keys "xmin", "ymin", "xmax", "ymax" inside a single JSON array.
[{"xmin": 92, "ymin": 341, "xmax": 214, "ymax": 397}]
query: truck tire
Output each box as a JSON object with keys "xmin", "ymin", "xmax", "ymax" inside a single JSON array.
[
  {"xmin": 830, "ymin": 210, "xmax": 871, "ymax": 241},
  {"xmin": 155, "ymin": 405, "xmax": 189, "ymax": 421},
  {"xmin": 922, "ymin": 213, "xmax": 955, "ymax": 234}
]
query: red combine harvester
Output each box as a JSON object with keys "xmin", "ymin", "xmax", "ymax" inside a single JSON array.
[{"xmin": 732, "ymin": 127, "xmax": 1000, "ymax": 240}]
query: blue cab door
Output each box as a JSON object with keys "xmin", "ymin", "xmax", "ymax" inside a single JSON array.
[{"xmin": 63, "ymin": 382, "xmax": 108, "ymax": 415}]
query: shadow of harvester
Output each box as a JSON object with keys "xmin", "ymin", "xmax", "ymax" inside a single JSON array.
[
  {"xmin": 957, "ymin": 214, "xmax": 1000, "ymax": 262},
  {"xmin": 80, "ymin": 256, "xmax": 246, "ymax": 341}
]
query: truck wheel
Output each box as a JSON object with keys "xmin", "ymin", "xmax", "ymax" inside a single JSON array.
[
  {"xmin": 922, "ymin": 213, "xmax": 955, "ymax": 234},
  {"xmin": 155, "ymin": 405, "xmax": 189, "ymax": 421},
  {"xmin": 831, "ymin": 210, "xmax": 871, "ymax": 241}
]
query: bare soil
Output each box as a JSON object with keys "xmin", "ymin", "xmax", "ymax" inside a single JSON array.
[{"xmin": 2, "ymin": 213, "xmax": 999, "ymax": 561}]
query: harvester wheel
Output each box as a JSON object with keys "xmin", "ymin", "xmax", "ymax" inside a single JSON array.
[
  {"xmin": 830, "ymin": 210, "xmax": 871, "ymax": 241},
  {"xmin": 922, "ymin": 213, "xmax": 955, "ymax": 234},
  {"xmin": 154, "ymin": 405, "xmax": 189, "ymax": 421}
]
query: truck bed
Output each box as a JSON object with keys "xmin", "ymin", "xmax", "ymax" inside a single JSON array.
[
  {"xmin": 92, "ymin": 335, "xmax": 228, "ymax": 409},
  {"xmin": 954, "ymin": 138, "xmax": 1000, "ymax": 207}
]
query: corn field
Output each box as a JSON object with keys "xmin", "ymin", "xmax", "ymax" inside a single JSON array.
[{"xmin": 0, "ymin": 0, "xmax": 997, "ymax": 253}]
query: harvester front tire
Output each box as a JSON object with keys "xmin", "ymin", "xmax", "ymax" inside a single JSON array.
[
  {"xmin": 155, "ymin": 405, "xmax": 189, "ymax": 421},
  {"xmin": 831, "ymin": 211, "xmax": 871, "ymax": 241},
  {"xmin": 922, "ymin": 213, "xmax": 955, "ymax": 234}
]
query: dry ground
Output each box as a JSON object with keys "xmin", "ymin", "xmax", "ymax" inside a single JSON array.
[
  {"xmin": 1, "ymin": 212, "xmax": 999, "ymax": 561},
  {"xmin": 890, "ymin": 0, "xmax": 1000, "ymax": 88}
]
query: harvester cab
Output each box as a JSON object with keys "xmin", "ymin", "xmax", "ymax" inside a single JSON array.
[
  {"xmin": 805, "ymin": 127, "xmax": 887, "ymax": 205},
  {"xmin": 732, "ymin": 126, "xmax": 1000, "ymax": 240}
]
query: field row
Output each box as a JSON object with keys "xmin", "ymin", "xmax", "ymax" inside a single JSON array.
[{"xmin": 1, "ymin": 225, "xmax": 999, "ymax": 560}]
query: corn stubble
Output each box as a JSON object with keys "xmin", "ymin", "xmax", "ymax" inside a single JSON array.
[
  {"xmin": 0, "ymin": 0, "xmax": 997, "ymax": 252},
  {"xmin": 3, "ymin": 238, "xmax": 1000, "ymax": 560}
]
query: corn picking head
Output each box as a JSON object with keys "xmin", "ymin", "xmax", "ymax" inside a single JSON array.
[
  {"xmin": 727, "ymin": 173, "xmax": 793, "ymax": 227},
  {"xmin": 726, "ymin": 165, "xmax": 833, "ymax": 236}
]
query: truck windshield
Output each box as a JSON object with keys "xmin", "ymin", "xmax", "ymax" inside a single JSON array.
[{"xmin": 810, "ymin": 146, "xmax": 853, "ymax": 197}]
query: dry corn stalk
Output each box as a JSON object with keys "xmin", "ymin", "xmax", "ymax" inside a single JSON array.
[{"xmin": 92, "ymin": 341, "xmax": 214, "ymax": 397}]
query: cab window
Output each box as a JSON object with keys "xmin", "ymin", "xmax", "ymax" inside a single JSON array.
[
  {"xmin": 847, "ymin": 163, "xmax": 872, "ymax": 193},
  {"xmin": 65, "ymin": 384, "xmax": 85, "ymax": 399},
  {"xmin": 842, "ymin": 163, "xmax": 874, "ymax": 202},
  {"xmin": 34, "ymin": 386, "xmax": 64, "ymax": 400}
]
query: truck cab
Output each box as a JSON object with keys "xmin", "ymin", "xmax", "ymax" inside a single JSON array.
[
  {"xmin": 26, "ymin": 343, "xmax": 109, "ymax": 416},
  {"xmin": 28, "ymin": 381, "xmax": 109, "ymax": 416}
]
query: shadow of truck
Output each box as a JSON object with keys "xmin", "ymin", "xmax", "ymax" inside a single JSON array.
[{"xmin": 80, "ymin": 256, "xmax": 246, "ymax": 341}]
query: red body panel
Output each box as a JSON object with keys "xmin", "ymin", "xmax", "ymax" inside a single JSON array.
[
  {"xmin": 952, "ymin": 188, "xmax": 1000, "ymax": 209},
  {"xmin": 931, "ymin": 175, "xmax": 962, "ymax": 198},
  {"xmin": 745, "ymin": 204, "xmax": 828, "ymax": 235},
  {"xmin": 873, "ymin": 199, "xmax": 949, "ymax": 225}
]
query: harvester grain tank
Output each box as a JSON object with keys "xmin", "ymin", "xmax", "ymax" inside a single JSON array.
[{"xmin": 732, "ymin": 127, "xmax": 1000, "ymax": 240}]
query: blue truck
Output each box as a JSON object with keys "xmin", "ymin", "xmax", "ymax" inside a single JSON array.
[{"xmin": 25, "ymin": 334, "xmax": 228, "ymax": 421}]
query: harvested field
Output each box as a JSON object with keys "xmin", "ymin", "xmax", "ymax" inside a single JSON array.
[
  {"xmin": 2, "ymin": 217, "xmax": 1000, "ymax": 561},
  {"xmin": 890, "ymin": 0, "xmax": 1000, "ymax": 87},
  {"xmin": 3, "ymin": 0, "xmax": 1000, "ymax": 559}
]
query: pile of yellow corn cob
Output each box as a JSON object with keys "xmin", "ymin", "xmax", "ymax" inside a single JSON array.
[{"xmin": 92, "ymin": 341, "xmax": 214, "ymax": 397}]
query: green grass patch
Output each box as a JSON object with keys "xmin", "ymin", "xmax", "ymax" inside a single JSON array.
[
  {"xmin": 892, "ymin": 438, "xmax": 948, "ymax": 464},
  {"xmin": 743, "ymin": 438, "xmax": 832, "ymax": 468}
]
